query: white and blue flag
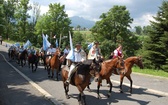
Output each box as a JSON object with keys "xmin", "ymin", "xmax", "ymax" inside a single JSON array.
[
  {"xmin": 23, "ymin": 40, "xmax": 32, "ymax": 49},
  {"xmin": 56, "ymin": 39, "xmax": 58, "ymax": 48},
  {"xmin": 43, "ymin": 34, "xmax": 51, "ymax": 51},
  {"xmin": 87, "ymin": 42, "xmax": 94, "ymax": 50},
  {"xmin": 66, "ymin": 31, "xmax": 75, "ymax": 62}
]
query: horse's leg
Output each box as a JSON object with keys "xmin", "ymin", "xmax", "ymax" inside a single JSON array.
[
  {"xmin": 51, "ymin": 68, "xmax": 54, "ymax": 78},
  {"xmin": 21, "ymin": 60, "xmax": 23, "ymax": 67},
  {"xmin": 97, "ymin": 80, "xmax": 102, "ymax": 99},
  {"xmin": 56, "ymin": 69, "xmax": 59, "ymax": 81},
  {"xmin": 106, "ymin": 78, "xmax": 112, "ymax": 98},
  {"xmin": 77, "ymin": 86, "xmax": 86, "ymax": 105},
  {"xmin": 32, "ymin": 63, "xmax": 34, "ymax": 72},
  {"xmin": 64, "ymin": 82, "xmax": 70, "ymax": 99},
  {"xmin": 87, "ymin": 85, "xmax": 91, "ymax": 92},
  {"xmin": 119, "ymin": 74, "xmax": 125, "ymax": 93},
  {"xmin": 35, "ymin": 62, "xmax": 37, "ymax": 71},
  {"xmin": 126, "ymin": 75, "xmax": 133, "ymax": 93},
  {"xmin": 47, "ymin": 67, "xmax": 50, "ymax": 78}
]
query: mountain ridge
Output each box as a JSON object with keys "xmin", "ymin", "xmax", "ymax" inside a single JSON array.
[{"xmin": 69, "ymin": 16, "xmax": 95, "ymax": 29}]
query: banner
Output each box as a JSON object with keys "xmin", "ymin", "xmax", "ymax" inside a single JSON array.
[
  {"xmin": 23, "ymin": 40, "xmax": 32, "ymax": 49},
  {"xmin": 43, "ymin": 34, "xmax": 51, "ymax": 51},
  {"xmin": 66, "ymin": 31, "xmax": 75, "ymax": 62}
]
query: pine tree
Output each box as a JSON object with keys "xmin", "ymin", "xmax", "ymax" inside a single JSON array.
[{"xmin": 142, "ymin": 1, "xmax": 168, "ymax": 71}]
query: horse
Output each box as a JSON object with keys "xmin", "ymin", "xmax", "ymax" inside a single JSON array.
[
  {"xmin": 61, "ymin": 59, "xmax": 101, "ymax": 105},
  {"xmin": 28, "ymin": 53, "xmax": 39, "ymax": 72},
  {"xmin": 114, "ymin": 56, "xmax": 144, "ymax": 93},
  {"xmin": 97, "ymin": 57, "xmax": 125, "ymax": 99},
  {"xmin": 17, "ymin": 49, "xmax": 28, "ymax": 67},
  {"xmin": 45, "ymin": 49, "xmax": 61, "ymax": 80},
  {"xmin": 8, "ymin": 46, "xmax": 17, "ymax": 60}
]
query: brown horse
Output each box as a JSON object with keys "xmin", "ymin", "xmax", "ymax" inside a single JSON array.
[
  {"xmin": 28, "ymin": 53, "xmax": 39, "ymax": 72},
  {"xmin": 61, "ymin": 59, "xmax": 101, "ymax": 105},
  {"xmin": 114, "ymin": 56, "xmax": 144, "ymax": 93},
  {"xmin": 97, "ymin": 57, "xmax": 125, "ymax": 99},
  {"xmin": 18, "ymin": 50, "xmax": 28, "ymax": 67},
  {"xmin": 45, "ymin": 49, "xmax": 61, "ymax": 80}
]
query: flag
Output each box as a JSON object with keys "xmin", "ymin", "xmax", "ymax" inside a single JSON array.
[
  {"xmin": 14, "ymin": 42, "xmax": 20, "ymax": 47},
  {"xmin": 88, "ymin": 42, "xmax": 94, "ymax": 50},
  {"xmin": 66, "ymin": 31, "xmax": 75, "ymax": 62},
  {"xmin": 23, "ymin": 40, "xmax": 32, "ymax": 49},
  {"xmin": 55, "ymin": 39, "xmax": 58, "ymax": 48},
  {"xmin": 43, "ymin": 34, "xmax": 51, "ymax": 51},
  {"xmin": 46, "ymin": 34, "xmax": 49, "ymax": 39}
]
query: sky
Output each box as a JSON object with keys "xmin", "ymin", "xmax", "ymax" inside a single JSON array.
[{"xmin": 29, "ymin": 0, "xmax": 164, "ymax": 28}]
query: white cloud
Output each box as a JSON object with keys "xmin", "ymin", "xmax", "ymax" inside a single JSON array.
[
  {"xmin": 29, "ymin": 0, "xmax": 162, "ymax": 27},
  {"xmin": 131, "ymin": 13, "xmax": 156, "ymax": 28}
]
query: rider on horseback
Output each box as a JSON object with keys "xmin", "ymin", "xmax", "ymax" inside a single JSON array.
[
  {"xmin": 65, "ymin": 42, "xmax": 86, "ymax": 85},
  {"xmin": 46, "ymin": 45, "xmax": 56, "ymax": 59},
  {"xmin": 88, "ymin": 41, "xmax": 103, "ymax": 61}
]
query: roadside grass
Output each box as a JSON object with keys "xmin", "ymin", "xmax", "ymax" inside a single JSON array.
[{"xmin": 133, "ymin": 66, "xmax": 168, "ymax": 78}]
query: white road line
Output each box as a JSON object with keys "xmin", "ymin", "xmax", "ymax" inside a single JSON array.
[
  {"xmin": 111, "ymin": 79, "xmax": 168, "ymax": 97},
  {"xmin": 0, "ymin": 53, "xmax": 61, "ymax": 105}
]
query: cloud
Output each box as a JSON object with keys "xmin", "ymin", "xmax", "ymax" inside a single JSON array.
[
  {"xmin": 29, "ymin": 0, "xmax": 163, "ymax": 27},
  {"xmin": 131, "ymin": 13, "xmax": 156, "ymax": 28}
]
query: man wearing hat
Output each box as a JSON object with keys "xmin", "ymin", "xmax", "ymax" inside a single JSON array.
[
  {"xmin": 65, "ymin": 42, "xmax": 86, "ymax": 85},
  {"xmin": 87, "ymin": 41, "xmax": 103, "ymax": 60}
]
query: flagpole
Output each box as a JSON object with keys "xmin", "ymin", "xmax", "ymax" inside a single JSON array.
[{"xmin": 59, "ymin": 34, "xmax": 62, "ymax": 48}]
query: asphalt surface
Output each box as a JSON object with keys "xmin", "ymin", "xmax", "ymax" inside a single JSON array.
[{"xmin": 0, "ymin": 42, "xmax": 168, "ymax": 105}]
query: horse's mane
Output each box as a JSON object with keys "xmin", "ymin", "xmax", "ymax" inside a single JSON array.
[
  {"xmin": 125, "ymin": 56, "xmax": 139, "ymax": 62},
  {"xmin": 76, "ymin": 60, "xmax": 94, "ymax": 73}
]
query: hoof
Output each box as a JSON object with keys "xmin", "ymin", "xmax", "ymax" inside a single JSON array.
[
  {"xmin": 66, "ymin": 95, "xmax": 70, "ymax": 99},
  {"xmin": 106, "ymin": 92, "xmax": 111, "ymax": 98},
  {"xmin": 97, "ymin": 95, "xmax": 101, "ymax": 99},
  {"xmin": 87, "ymin": 88, "xmax": 92, "ymax": 92},
  {"xmin": 120, "ymin": 90, "xmax": 123, "ymax": 93},
  {"xmin": 128, "ymin": 89, "xmax": 132, "ymax": 94}
]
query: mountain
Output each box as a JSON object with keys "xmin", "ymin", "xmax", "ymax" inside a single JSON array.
[{"xmin": 69, "ymin": 16, "xmax": 95, "ymax": 29}]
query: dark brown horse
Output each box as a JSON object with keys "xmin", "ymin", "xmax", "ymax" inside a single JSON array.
[
  {"xmin": 61, "ymin": 59, "xmax": 101, "ymax": 105},
  {"xmin": 28, "ymin": 53, "xmax": 39, "ymax": 72},
  {"xmin": 45, "ymin": 49, "xmax": 61, "ymax": 80},
  {"xmin": 18, "ymin": 50, "xmax": 28, "ymax": 67},
  {"xmin": 8, "ymin": 46, "xmax": 17, "ymax": 60},
  {"xmin": 97, "ymin": 57, "xmax": 125, "ymax": 99},
  {"xmin": 114, "ymin": 56, "xmax": 144, "ymax": 93}
]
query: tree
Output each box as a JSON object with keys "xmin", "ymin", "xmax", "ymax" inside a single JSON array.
[
  {"xmin": 0, "ymin": 0, "xmax": 4, "ymax": 36},
  {"xmin": 3, "ymin": 0, "xmax": 16, "ymax": 40},
  {"xmin": 90, "ymin": 5, "xmax": 141, "ymax": 58},
  {"xmin": 134, "ymin": 26, "xmax": 142, "ymax": 35},
  {"xmin": 142, "ymin": 1, "xmax": 168, "ymax": 71},
  {"xmin": 35, "ymin": 3, "xmax": 72, "ymax": 47},
  {"xmin": 14, "ymin": 0, "xmax": 31, "ymax": 41}
]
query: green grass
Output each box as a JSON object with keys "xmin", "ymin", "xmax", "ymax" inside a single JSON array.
[{"xmin": 133, "ymin": 66, "xmax": 168, "ymax": 78}]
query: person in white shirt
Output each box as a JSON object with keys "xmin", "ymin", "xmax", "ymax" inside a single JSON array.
[
  {"xmin": 65, "ymin": 43, "xmax": 86, "ymax": 85},
  {"xmin": 88, "ymin": 41, "xmax": 103, "ymax": 61},
  {"xmin": 19, "ymin": 46, "xmax": 24, "ymax": 54},
  {"xmin": 63, "ymin": 45, "xmax": 70, "ymax": 56},
  {"xmin": 47, "ymin": 45, "xmax": 56, "ymax": 56},
  {"xmin": 63, "ymin": 45, "xmax": 70, "ymax": 65}
]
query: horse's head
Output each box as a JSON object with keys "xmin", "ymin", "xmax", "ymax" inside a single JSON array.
[
  {"xmin": 54, "ymin": 48, "xmax": 61, "ymax": 56},
  {"xmin": 89, "ymin": 58, "xmax": 101, "ymax": 82},
  {"xmin": 134, "ymin": 56, "xmax": 144, "ymax": 69}
]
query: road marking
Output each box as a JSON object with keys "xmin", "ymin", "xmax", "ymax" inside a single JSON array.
[
  {"xmin": 0, "ymin": 53, "xmax": 61, "ymax": 105},
  {"xmin": 111, "ymin": 79, "xmax": 168, "ymax": 97}
]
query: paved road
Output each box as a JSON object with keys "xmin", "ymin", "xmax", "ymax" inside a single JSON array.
[{"xmin": 0, "ymin": 43, "xmax": 168, "ymax": 105}]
